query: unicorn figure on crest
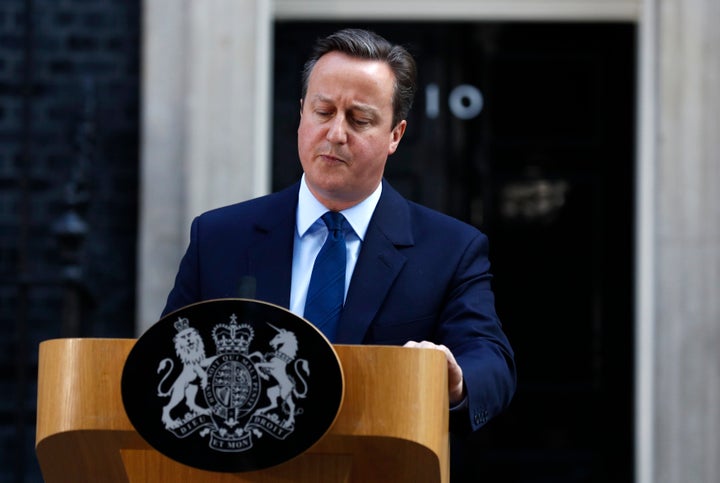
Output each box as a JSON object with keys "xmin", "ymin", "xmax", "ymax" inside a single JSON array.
[{"xmin": 250, "ymin": 324, "xmax": 310, "ymax": 428}]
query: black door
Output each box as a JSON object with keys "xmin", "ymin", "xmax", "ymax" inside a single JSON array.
[{"xmin": 273, "ymin": 21, "xmax": 635, "ymax": 483}]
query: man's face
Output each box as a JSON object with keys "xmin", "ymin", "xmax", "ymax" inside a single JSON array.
[{"xmin": 298, "ymin": 51, "xmax": 407, "ymax": 211}]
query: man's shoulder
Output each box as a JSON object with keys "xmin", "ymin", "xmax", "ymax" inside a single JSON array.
[
  {"xmin": 378, "ymin": 180, "xmax": 485, "ymax": 245},
  {"xmin": 197, "ymin": 183, "xmax": 299, "ymax": 224}
]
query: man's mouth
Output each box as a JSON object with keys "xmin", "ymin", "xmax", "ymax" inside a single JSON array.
[{"xmin": 319, "ymin": 153, "xmax": 346, "ymax": 164}]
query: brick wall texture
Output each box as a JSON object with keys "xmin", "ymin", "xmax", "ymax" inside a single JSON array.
[{"xmin": 0, "ymin": 1, "xmax": 140, "ymax": 480}]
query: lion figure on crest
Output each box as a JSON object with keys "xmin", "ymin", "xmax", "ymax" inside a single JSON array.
[{"xmin": 156, "ymin": 322, "xmax": 213, "ymax": 429}]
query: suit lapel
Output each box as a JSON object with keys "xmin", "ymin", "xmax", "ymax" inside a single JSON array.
[
  {"xmin": 248, "ymin": 184, "xmax": 299, "ymax": 309},
  {"xmin": 335, "ymin": 180, "xmax": 414, "ymax": 343}
]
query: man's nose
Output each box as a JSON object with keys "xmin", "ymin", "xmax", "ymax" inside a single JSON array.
[{"xmin": 326, "ymin": 116, "xmax": 348, "ymax": 144}]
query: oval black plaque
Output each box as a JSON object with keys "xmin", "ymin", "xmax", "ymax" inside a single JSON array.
[{"xmin": 121, "ymin": 298, "xmax": 344, "ymax": 472}]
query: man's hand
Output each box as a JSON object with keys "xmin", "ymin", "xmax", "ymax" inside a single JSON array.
[{"xmin": 403, "ymin": 340, "xmax": 465, "ymax": 405}]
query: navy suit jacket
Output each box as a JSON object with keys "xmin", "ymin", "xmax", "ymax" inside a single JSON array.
[{"xmin": 163, "ymin": 179, "xmax": 516, "ymax": 433}]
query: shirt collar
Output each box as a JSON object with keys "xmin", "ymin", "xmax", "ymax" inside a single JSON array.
[{"xmin": 296, "ymin": 174, "xmax": 382, "ymax": 241}]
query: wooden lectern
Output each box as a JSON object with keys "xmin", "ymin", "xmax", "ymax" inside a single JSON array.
[{"xmin": 36, "ymin": 339, "xmax": 449, "ymax": 482}]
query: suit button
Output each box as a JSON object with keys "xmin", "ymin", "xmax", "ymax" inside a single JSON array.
[{"xmin": 474, "ymin": 409, "xmax": 488, "ymax": 426}]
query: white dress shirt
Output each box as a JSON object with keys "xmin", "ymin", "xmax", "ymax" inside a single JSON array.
[{"xmin": 289, "ymin": 175, "xmax": 382, "ymax": 317}]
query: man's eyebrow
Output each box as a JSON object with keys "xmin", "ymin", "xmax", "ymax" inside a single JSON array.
[
  {"xmin": 309, "ymin": 94, "xmax": 333, "ymax": 105},
  {"xmin": 310, "ymin": 95, "xmax": 380, "ymax": 115},
  {"xmin": 349, "ymin": 104, "xmax": 380, "ymax": 117}
]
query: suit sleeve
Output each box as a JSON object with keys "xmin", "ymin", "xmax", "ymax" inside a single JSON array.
[{"xmin": 440, "ymin": 232, "xmax": 517, "ymax": 434}]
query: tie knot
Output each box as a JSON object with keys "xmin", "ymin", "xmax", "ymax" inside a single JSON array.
[{"xmin": 321, "ymin": 211, "xmax": 345, "ymax": 234}]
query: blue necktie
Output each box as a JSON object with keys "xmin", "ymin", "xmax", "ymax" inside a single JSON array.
[{"xmin": 304, "ymin": 212, "xmax": 346, "ymax": 341}]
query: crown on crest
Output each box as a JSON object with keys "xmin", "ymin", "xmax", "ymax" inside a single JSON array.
[
  {"xmin": 212, "ymin": 314, "xmax": 254, "ymax": 354},
  {"xmin": 174, "ymin": 317, "xmax": 190, "ymax": 332}
]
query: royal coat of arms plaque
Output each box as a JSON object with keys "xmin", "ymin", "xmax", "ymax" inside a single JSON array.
[{"xmin": 121, "ymin": 298, "xmax": 344, "ymax": 472}]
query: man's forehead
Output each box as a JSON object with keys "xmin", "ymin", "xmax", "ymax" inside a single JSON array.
[{"xmin": 308, "ymin": 66, "xmax": 393, "ymax": 104}]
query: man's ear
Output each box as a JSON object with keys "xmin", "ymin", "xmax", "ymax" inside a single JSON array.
[
  {"xmin": 299, "ymin": 98, "xmax": 304, "ymax": 115},
  {"xmin": 387, "ymin": 120, "xmax": 407, "ymax": 155}
]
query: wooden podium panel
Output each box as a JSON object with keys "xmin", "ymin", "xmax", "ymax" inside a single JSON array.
[{"xmin": 36, "ymin": 339, "xmax": 449, "ymax": 483}]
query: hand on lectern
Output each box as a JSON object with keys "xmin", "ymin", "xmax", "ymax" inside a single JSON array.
[{"xmin": 403, "ymin": 340, "xmax": 466, "ymax": 405}]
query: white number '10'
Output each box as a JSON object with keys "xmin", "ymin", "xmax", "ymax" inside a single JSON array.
[{"xmin": 425, "ymin": 83, "xmax": 484, "ymax": 120}]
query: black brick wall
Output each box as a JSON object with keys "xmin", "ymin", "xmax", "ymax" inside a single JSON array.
[{"xmin": 0, "ymin": 0, "xmax": 140, "ymax": 481}]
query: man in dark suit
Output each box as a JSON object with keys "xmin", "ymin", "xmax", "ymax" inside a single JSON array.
[{"xmin": 163, "ymin": 27, "xmax": 516, "ymax": 459}]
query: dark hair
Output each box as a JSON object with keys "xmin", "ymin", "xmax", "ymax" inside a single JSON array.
[{"xmin": 301, "ymin": 28, "xmax": 417, "ymax": 128}]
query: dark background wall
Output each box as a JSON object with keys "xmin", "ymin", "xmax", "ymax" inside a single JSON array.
[{"xmin": 0, "ymin": 1, "xmax": 139, "ymax": 481}]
